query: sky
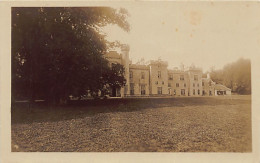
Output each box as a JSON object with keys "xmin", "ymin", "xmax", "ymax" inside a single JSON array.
[{"xmin": 103, "ymin": 2, "xmax": 260, "ymax": 72}]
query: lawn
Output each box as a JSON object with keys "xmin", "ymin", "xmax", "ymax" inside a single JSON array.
[{"xmin": 11, "ymin": 95, "xmax": 251, "ymax": 152}]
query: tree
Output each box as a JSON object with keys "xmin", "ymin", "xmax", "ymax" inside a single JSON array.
[
  {"xmin": 209, "ymin": 66, "xmax": 224, "ymax": 84},
  {"xmin": 102, "ymin": 63, "xmax": 126, "ymax": 97},
  {"xmin": 209, "ymin": 58, "xmax": 251, "ymax": 94},
  {"xmin": 12, "ymin": 7, "xmax": 129, "ymax": 104}
]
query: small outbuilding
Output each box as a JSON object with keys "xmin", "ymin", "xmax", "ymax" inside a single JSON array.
[{"xmin": 214, "ymin": 84, "xmax": 231, "ymax": 96}]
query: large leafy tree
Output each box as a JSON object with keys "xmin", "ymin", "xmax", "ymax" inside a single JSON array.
[
  {"xmin": 103, "ymin": 63, "xmax": 126, "ymax": 97},
  {"xmin": 12, "ymin": 7, "xmax": 129, "ymax": 104},
  {"xmin": 209, "ymin": 58, "xmax": 251, "ymax": 94}
]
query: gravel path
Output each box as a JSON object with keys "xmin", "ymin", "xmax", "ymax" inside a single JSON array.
[{"xmin": 11, "ymin": 96, "xmax": 251, "ymax": 152}]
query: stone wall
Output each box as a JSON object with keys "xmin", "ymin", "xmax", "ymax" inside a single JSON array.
[
  {"xmin": 202, "ymin": 78, "xmax": 215, "ymax": 96},
  {"xmin": 187, "ymin": 69, "xmax": 203, "ymax": 96},
  {"xmin": 129, "ymin": 65, "xmax": 150, "ymax": 96},
  {"xmin": 149, "ymin": 60, "xmax": 168, "ymax": 95},
  {"xmin": 105, "ymin": 50, "xmax": 232, "ymax": 97}
]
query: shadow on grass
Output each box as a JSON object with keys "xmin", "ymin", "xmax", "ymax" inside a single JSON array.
[{"xmin": 11, "ymin": 96, "xmax": 251, "ymax": 125}]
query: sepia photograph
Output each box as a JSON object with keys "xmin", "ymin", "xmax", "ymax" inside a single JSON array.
[{"xmin": 1, "ymin": 1, "xmax": 260, "ymax": 162}]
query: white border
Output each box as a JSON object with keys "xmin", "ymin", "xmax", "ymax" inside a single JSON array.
[{"xmin": 1, "ymin": 1, "xmax": 259, "ymax": 163}]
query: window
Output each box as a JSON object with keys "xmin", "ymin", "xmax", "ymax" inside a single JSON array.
[
  {"xmin": 141, "ymin": 84, "xmax": 146, "ymax": 95},
  {"xmin": 176, "ymin": 83, "xmax": 179, "ymax": 87},
  {"xmin": 169, "ymin": 74, "xmax": 173, "ymax": 80},
  {"xmin": 162, "ymin": 81, "xmax": 164, "ymax": 85},
  {"xmin": 155, "ymin": 81, "xmax": 158, "ymax": 85},
  {"xmin": 141, "ymin": 72, "xmax": 145, "ymax": 79},
  {"xmin": 209, "ymin": 91, "xmax": 212, "ymax": 96},
  {"xmin": 202, "ymin": 82, "xmax": 204, "ymax": 86},
  {"xmin": 184, "ymin": 83, "xmax": 186, "ymax": 87},
  {"xmin": 168, "ymin": 88, "xmax": 171, "ymax": 95},
  {"xmin": 181, "ymin": 89, "xmax": 185, "ymax": 95},
  {"xmin": 198, "ymin": 89, "xmax": 200, "ymax": 95},
  {"xmin": 130, "ymin": 71, "xmax": 133, "ymax": 78},
  {"xmin": 157, "ymin": 87, "xmax": 162, "ymax": 95},
  {"xmin": 202, "ymin": 90, "xmax": 205, "ymax": 95},
  {"xmin": 193, "ymin": 83, "xmax": 195, "ymax": 87},
  {"xmin": 194, "ymin": 75, "xmax": 198, "ymax": 81},
  {"xmin": 158, "ymin": 71, "xmax": 161, "ymax": 78},
  {"xmin": 197, "ymin": 83, "xmax": 199, "ymax": 87},
  {"xmin": 130, "ymin": 83, "xmax": 134, "ymax": 95},
  {"xmin": 168, "ymin": 83, "xmax": 171, "ymax": 87},
  {"xmin": 180, "ymin": 75, "xmax": 184, "ymax": 80},
  {"xmin": 173, "ymin": 89, "xmax": 176, "ymax": 95},
  {"xmin": 193, "ymin": 89, "xmax": 195, "ymax": 95}
]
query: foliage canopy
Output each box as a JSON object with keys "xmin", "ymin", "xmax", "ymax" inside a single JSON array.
[
  {"xmin": 12, "ymin": 7, "xmax": 129, "ymax": 104},
  {"xmin": 209, "ymin": 58, "xmax": 251, "ymax": 94}
]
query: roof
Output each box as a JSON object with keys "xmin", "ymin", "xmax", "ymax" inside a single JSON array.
[
  {"xmin": 129, "ymin": 64, "xmax": 149, "ymax": 70},
  {"xmin": 168, "ymin": 69, "xmax": 185, "ymax": 73},
  {"xmin": 150, "ymin": 60, "xmax": 168, "ymax": 66},
  {"xmin": 185, "ymin": 67, "xmax": 202, "ymax": 72},
  {"xmin": 214, "ymin": 84, "xmax": 231, "ymax": 91}
]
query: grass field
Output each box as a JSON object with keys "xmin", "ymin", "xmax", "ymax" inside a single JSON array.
[{"xmin": 11, "ymin": 95, "xmax": 251, "ymax": 152}]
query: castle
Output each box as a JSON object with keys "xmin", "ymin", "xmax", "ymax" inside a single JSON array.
[{"xmin": 104, "ymin": 45, "xmax": 231, "ymax": 97}]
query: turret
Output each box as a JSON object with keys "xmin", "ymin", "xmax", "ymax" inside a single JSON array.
[
  {"xmin": 121, "ymin": 44, "xmax": 129, "ymax": 59},
  {"xmin": 120, "ymin": 44, "xmax": 130, "ymax": 96}
]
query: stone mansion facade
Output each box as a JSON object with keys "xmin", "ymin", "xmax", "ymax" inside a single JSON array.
[{"xmin": 104, "ymin": 45, "xmax": 231, "ymax": 97}]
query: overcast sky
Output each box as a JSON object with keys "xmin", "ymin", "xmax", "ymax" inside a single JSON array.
[{"xmin": 103, "ymin": 2, "xmax": 260, "ymax": 72}]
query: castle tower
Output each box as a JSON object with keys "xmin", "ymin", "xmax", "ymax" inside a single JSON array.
[
  {"xmin": 121, "ymin": 44, "xmax": 130, "ymax": 96},
  {"xmin": 149, "ymin": 60, "xmax": 168, "ymax": 95}
]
